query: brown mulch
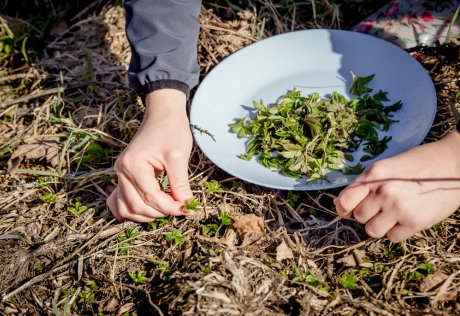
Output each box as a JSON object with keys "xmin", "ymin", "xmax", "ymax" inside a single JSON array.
[{"xmin": 0, "ymin": 1, "xmax": 459, "ymax": 315}]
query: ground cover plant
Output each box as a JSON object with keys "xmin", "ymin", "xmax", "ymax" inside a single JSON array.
[{"xmin": 0, "ymin": 0, "xmax": 459, "ymax": 315}]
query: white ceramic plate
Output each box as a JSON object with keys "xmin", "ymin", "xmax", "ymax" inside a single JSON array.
[{"xmin": 190, "ymin": 29, "xmax": 436, "ymax": 190}]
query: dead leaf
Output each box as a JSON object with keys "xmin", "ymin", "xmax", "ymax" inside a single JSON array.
[
  {"xmin": 101, "ymin": 297, "xmax": 119, "ymax": 312},
  {"xmin": 25, "ymin": 222, "xmax": 42, "ymax": 239},
  {"xmin": 337, "ymin": 254, "xmax": 357, "ymax": 267},
  {"xmin": 353, "ymin": 248, "xmax": 366, "ymax": 265},
  {"xmin": 117, "ymin": 303, "xmax": 135, "ymax": 316},
  {"xmin": 420, "ymin": 271, "xmax": 448, "ymax": 293},
  {"xmin": 7, "ymin": 138, "xmax": 63, "ymax": 171},
  {"xmin": 436, "ymin": 286, "xmax": 458, "ymax": 302},
  {"xmin": 222, "ymin": 228, "xmax": 237, "ymax": 249},
  {"xmin": 231, "ymin": 214, "xmax": 265, "ymax": 247},
  {"xmin": 276, "ymin": 240, "xmax": 294, "ymax": 262}
]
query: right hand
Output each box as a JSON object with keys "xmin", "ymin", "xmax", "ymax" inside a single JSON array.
[{"xmin": 107, "ymin": 89, "xmax": 194, "ymax": 222}]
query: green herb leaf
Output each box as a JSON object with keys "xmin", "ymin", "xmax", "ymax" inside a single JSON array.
[{"xmin": 349, "ymin": 73, "xmax": 375, "ymax": 96}]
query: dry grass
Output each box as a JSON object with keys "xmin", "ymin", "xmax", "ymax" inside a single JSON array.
[{"xmin": 0, "ymin": 0, "xmax": 459, "ymax": 315}]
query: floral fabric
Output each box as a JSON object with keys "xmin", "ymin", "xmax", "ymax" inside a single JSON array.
[{"xmin": 353, "ymin": 0, "xmax": 460, "ymax": 48}]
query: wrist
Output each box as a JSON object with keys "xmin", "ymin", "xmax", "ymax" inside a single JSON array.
[{"xmin": 144, "ymin": 89, "xmax": 188, "ymax": 118}]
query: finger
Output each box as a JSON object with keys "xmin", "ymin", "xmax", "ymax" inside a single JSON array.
[
  {"xmin": 365, "ymin": 211, "xmax": 398, "ymax": 239},
  {"xmin": 118, "ymin": 173, "xmax": 175, "ymax": 218},
  {"xmin": 386, "ymin": 224, "xmax": 416, "ymax": 243},
  {"xmin": 125, "ymin": 168, "xmax": 186, "ymax": 216},
  {"xmin": 165, "ymin": 157, "xmax": 193, "ymax": 203},
  {"xmin": 107, "ymin": 187, "xmax": 124, "ymax": 222},
  {"xmin": 116, "ymin": 186, "xmax": 163, "ymax": 222},
  {"xmin": 352, "ymin": 192, "xmax": 381, "ymax": 224},
  {"xmin": 334, "ymin": 178, "xmax": 371, "ymax": 218}
]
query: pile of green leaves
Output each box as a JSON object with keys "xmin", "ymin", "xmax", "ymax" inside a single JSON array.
[{"xmin": 229, "ymin": 74, "xmax": 402, "ymax": 181}]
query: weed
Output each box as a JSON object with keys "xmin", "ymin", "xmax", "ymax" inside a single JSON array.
[
  {"xmin": 339, "ymin": 271, "xmax": 359, "ymax": 289},
  {"xmin": 152, "ymin": 257, "xmax": 170, "ymax": 280},
  {"xmin": 80, "ymin": 142, "xmax": 112, "ymax": 166},
  {"xmin": 163, "ymin": 229, "xmax": 185, "ymax": 245},
  {"xmin": 382, "ymin": 243, "xmax": 404, "ymax": 259},
  {"xmin": 68, "ymin": 201, "xmax": 88, "ymax": 216},
  {"xmin": 149, "ymin": 218, "xmax": 171, "ymax": 230},
  {"xmin": 359, "ymin": 263, "xmax": 389, "ymax": 282},
  {"xmin": 116, "ymin": 228, "xmax": 140, "ymax": 255},
  {"xmin": 200, "ymin": 263, "xmax": 212, "ymax": 273},
  {"xmin": 287, "ymin": 191, "xmax": 299, "ymax": 207},
  {"xmin": 220, "ymin": 211, "xmax": 233, "ymax": 226},
  {"xmin": 403, "ymin": 261, "xmax": 435, "ymax": 281},
  {"xmin": 126, "ymin": 228, "xmax": 140, "ymax": 239},
  {"xmin": 129, "ymin": 270, "xmax": 147, "ymax": 284},
  {"xmin": 418, "ymin": 261, "xmax": 435, "ymax": 274},
  {"xmin": 202, "ymin": 223, "xmax": 219, "ymax": 236},
  {"xmin": 38, "ymin": 176, "xmax": 55, "ymax": 188},
  {"xmin": 403, "ymin": 270, "xmax": 424, "ymax": 281},
  {"xmin": 40, "ymin": 193, "xmax": 58, "ymax": 204},
  {"xmin": 432, "ymin": 224, "xmax": 442, "ymax": 232},
  {"xmin": 86, "ymin": 280, "xmax": 98, "ymax": 292},
  {"xmin": 60, "ymin": 288, "xmax": 77, "ymax": 309},
  {"xmin": 34, "ymin": 264, "xmax": 45, "ymax": 272},
  {"xmin": 182, "ymin": 197, "xmax": 201, "ymax": 212},
  {"xmin": 204, "ymin": 179, "xmax": 223, "ymax": 193},
  {"xmin": 372, "ymin": 264, "xmax": 387, "ymax": 274},
  {"xmin": 292, "ymin": 267, "xmax": 329, "ymax": 292},
  {"xmin": 202, "ymin": 211, "xmax": 232, "ymax": 236},
  {"xmin": 77, "ymin": 291, "xmax": 93, "ymax": 304}
]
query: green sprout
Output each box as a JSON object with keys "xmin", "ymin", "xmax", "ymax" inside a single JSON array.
[
  {"xmin": 292, "ymin": 267, "xmax": 330, "ymax": 292},
  {"xmin": 163, "ymin": 229, "xmax": 185, "ymax": 245},
  {"xmin": 152, "ymin": 257, "xmax": 170, "ymax": 280},
  {"xmin": 86, "ymin": 280, "xmax": 98, "ymax": 292},
  {"xmin": 68, "ymin": 201, "xmax": 88, "ymax": 215},
  {"xmin": 287, "ymin": 191, "xmax": 299, "ymax": 207},
  {"xmin": 38, "ymin": 176, "xmax": 54, "ymax": 188},
  {"xmin": 77, "ymin": 291, "xmax": 93, "ymax": 304},
  {"xmin": 40, "ymin": 193, "xmax": 58, "ymax": 204},
  {"xmin": 182, "ymin": 197, "xmax": 201, "ymax": 212},
  {"xmin": 204, "ymin": 180, "xmax": 223, "ymax": 193},
  {"xmin": 202, "ymin": 211, "xmax": 232, "ymax": 236},
  {"xmin": 149, "ymin": 218, "xmax": 171, "ymax": 230},
  {"xmin": 220, "ymin": 211, "xmax": 233, "ymax": 226},
  {"xmin": 403, "ymin": 270, "xmax": 424, "ymax": 281},
  {"xmin": 418, "ymin": 261, "xmax": 435, "ymax": 274},
  {"xmin": 116, "ymin": 228, "xmax": 140, "ymax": 255},
  {"xmin": 339, "ymin": 271, "xmax": 359, "ymax": 289},
  {"xmin": 60, "ymin": 288, "xmax": 77, "ymax": 309},
  {"xmin": 202, "ymin": 223, "xmax": 219, "ymax": 236},
  {"xmin": 129, "ymin": 270, "xmax": 147, "ymax": 284}
]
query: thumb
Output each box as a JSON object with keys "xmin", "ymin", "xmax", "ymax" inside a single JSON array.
[{"xmin": 165, "ymin": 158, "xmax": 193, "ymax": 203}]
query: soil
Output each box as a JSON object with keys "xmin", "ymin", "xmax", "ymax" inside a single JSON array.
[{"xmin": 0, "ymin": 1, "xmax": 459, "ymax": 315}]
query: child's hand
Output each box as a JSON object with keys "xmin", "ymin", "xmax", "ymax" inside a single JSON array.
[
  {"xmin": 107, "ymin": 89, "xmax": 194, "ymax": 222},
  {"xmin": 335, "ymin": 131, "xmax": 460, "ymax": 242}
]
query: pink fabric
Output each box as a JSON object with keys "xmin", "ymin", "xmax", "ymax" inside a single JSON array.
[{"xmin": 353, "ymin": 0, "xmax": 460, "ymax": 48}]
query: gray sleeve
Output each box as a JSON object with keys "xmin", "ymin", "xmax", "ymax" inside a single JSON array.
[{"xmin": 124, "ymin": 0, "xmax": 201, "ymax": 99}]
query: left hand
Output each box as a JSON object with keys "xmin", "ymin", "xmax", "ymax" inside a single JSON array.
[{"xmin": 334, "ymin": 130, "xmax": 460, "ymax": 242}]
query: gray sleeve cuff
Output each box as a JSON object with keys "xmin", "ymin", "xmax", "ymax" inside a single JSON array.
[
  {"xmin": 124, "ymin": 0, "xmax": 201, "ymax": 100},
  {"xmin": 139, "ymin": 79, "xmax": 190, "ymax": 102}
]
